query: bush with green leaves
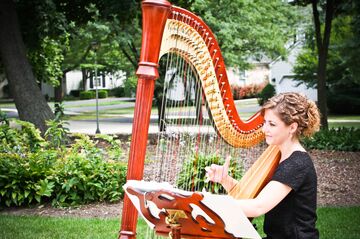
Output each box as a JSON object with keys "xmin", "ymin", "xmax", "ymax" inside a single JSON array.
[
  {"xmin": 257, "ymin": 83, "xmax": 276, "ymax": 105},
  {"xmin": 0, "ymin": 119, "xmax": 127, "ymax": 207},
  {"xmin": 49, "ymin": 134, "xmax": 127, "ymax": 206},
  {"xmin": 302, "ymin": 127, "xmax": 360, "ymax": 152},
  {"xmin": 110, "ymin": 86, "xmax": 125, "ymax": 97},
  {"xmin": 176, "ymin": 153, "xmax": 243, "ymax": 194},
  {"xmin": 0, "ymin": 119, "xmax": 45, "ymax": 154},
  {"xmin": 44, "ymin": 119, "xmax": 70, "ymax": 148},
  {"xmin": 79, "ymin": 90, "xmax": 95, "ymax": 100},
  {"xmin": 124, "ymin": 75, "xmax": 138, "ymax": 97},
  {"xmin": 98, "ymin": 89, "xmax": 108, "ymax": 98}
]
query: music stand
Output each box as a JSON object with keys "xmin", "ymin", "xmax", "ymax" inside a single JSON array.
[{"xmin": 124, "ymin": 180, "xmax": 261, "ymax": 239}]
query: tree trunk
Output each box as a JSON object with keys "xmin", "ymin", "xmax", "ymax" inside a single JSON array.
[
  {"xmin": 54, "ymin": 75, "xmax": 66, "ymax": 102},
  {"xmin": 311, "ymin": 0, "xmax": 334, "ymax": 130},
  {"xmin": 317, "ymin": 49, "xmax": 328, "ymax": 129},
  {"xmin": 82, "ymin": 69, "xmax": 88, "ymax": 90},
  {"xmin": 0, "ymin": 0, "xmax": 54, "ymax": 133}
]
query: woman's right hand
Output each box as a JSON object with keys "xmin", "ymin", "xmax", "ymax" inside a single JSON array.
[{"xmin": 205, "ymin": 155, "xmax": 231, "ymax": 184}]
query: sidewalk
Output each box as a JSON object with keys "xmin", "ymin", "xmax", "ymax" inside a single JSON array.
[{"xmin": 67, "ymin": 114, "xmax": 159, "ymax": 135}]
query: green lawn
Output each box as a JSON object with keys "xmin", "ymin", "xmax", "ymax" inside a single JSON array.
[{"xmin": 0, "ymin": 207, "xmax": 359, "ymax": 239}]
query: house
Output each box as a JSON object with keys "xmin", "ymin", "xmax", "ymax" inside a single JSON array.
[
  {"xmin": 41, "ymin": 70, "xmax": 126, "ymax": 98},
  {"xmin": 269, "ymin": 41, "xmax": 317, "ymax": 102},
  {"xmin": 227, "ymin": 40, "xmax": 317, "ymax": 102}
]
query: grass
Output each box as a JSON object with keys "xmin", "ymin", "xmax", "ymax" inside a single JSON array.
[
  {"xmin": 0, "ymin": 216, "xmax": 120, "ymax": 239},
  {"xmin": 0, "ymin": 207, "xmax": 359, "ymax": 239},
  {"xmin": 329, "ymin": 121, "xmax": 360, "ymax": 128}
]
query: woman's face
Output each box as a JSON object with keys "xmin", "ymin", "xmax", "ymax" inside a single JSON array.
[{"xmin": 262, "ymin": 109, "xmax": 292, "ymax": 146}]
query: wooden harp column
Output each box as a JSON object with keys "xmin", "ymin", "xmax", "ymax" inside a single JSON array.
[{"xmin": 119, "ymin": 1, "xmax": 172, "ymax": 238}]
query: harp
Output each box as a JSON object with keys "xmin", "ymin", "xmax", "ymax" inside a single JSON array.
[{"xmin": 119, "ymin": 0, "xmax": 280, "ymax": 238}]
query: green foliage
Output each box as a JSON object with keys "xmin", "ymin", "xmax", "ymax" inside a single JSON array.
[
  {"xmin": 191, "ymin": 0, "xmax": 298, "ymax": 68},
  {"xmin": 294, "ymin": 8, "xmax": 360, "ymax": 115},
  {"xmin": 0, "ymin": 120, "xmax": 127, "ymax": 207},
  {"xmin": 17, "ymin": 0, "xmax": 69, "ymax": 86},
  {"xmin": 257, "ymin": 83, "xmax": 276, "ymax": 106},
  {"xmin": 44, "ymin": 119, "xmax": 70, "ymax": 149},
  {"xmin": 176, "ymin": 154, "xmax": 243, "ymax": 194},
  {"xmin": 95, "ymin": 134, "xmax": 123, "ymax": 161},
  {"xmin": 302, "ymin": 127, "xmax": 360, "ymax": 151},
  {"xmin": 328, "ymin": 87, "xmax": 360, "ymax": 115},
  {"xmin": 98, "ymin": 89, "xmax": 108, "ymax": 98},
  {"xmin": 64, "ymin": 3, "xmax": 134, "ymax": 77},
  {"xmin": 109, "ymin": 86, "xmax": 125, "ymax": 97},
  {"xmin": 54, "ymin": 102, "xmax": 65, "ymax": 120},
  {"xmin": 0, "ymin": 109, "xmax": 9, "ymax": 125},
  {"xmin": 28, "ymin": 36, "xmax": 65, "ymax": 86},
  {"xmin": 0, "ymin": 151, "xmax": 59, "ymax": 206},
  {"xmin": 50, "ymin": 143, "xmax": 127, "ymax": 207},
  {"xmin": 0, "ymin": 119, "xmax": 45, "ymax": 154},
  {"xmin": 124, "ymin": 75, "xmax": 138, "ymax": 97},
  {"xmin": 79, "ymin": 91, "xmax": 95, "ymax": 100}
]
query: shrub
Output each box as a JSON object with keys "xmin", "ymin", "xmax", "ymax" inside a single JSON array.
[
  {"xmin": 0, "ymin": 119, "xmax": 45, "ymax": 154},
  {"xmin": 109, "ymin": 86, "xmax": 125, "ymax": 97},
  {"xmin": 0, "ymin": 120, "xmax": 127, "ymax": 207},
  {"xmin": 0, "ymin": 150, "xmax": 59, "ymax": 206},
  {"xmin": 231, "ymin": 82, "xmax": 267, "ymax": 100},
  {"xmin": 124, "ymin": 75, "xmax": 138, "ymax": 97},
  {"xmin": 257, "ymin": 83, "xmax": 276, "ymax": 105},
  {"xmin": 176, "ymin": 153, "xmax": 243, "ymax": 194},
  {"xmin": 328, "ymin": 88, "xmax": 360, "ymax": 114},
  {"xmin": 98, "ymin": 90, "xmax": 108, "ymax": 99},
  {"xmin": 79, "ymin": 91, "xmax": 95, "ymax": 100},
  {"xmin": 69, "ymin": 90, "xmax": 80, "ymax": 98},
  {"xmin": 302, "ymin": 127, "xmax": 360, "ymax": 152},
  {"xmin": 44, "ymin": 119, "xmax": 70, "ymax": 149}
]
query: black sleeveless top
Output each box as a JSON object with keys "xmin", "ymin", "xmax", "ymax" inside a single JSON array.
[{"xmin": 263, "ymin": 151, "xmax": 319, "ymax": 239}]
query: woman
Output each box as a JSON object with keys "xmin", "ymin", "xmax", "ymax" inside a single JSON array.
[{"xmin": 205, "ymin": 92, "xmax": 321, "ymax": 239}]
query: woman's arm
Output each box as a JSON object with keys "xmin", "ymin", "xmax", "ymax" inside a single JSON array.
[{"xmin": 236, "ymin": 180, "xmax": 292, "ymax": 218}]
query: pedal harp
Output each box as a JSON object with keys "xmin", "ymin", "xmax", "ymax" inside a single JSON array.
[{"xmin": 119, "ymin": 1, "xmax": 280, "ymax": 238}]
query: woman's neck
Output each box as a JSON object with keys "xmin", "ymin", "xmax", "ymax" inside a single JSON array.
[{"xmin": 279, "ymin": 139, "xmax": 305, "ymax": 162}]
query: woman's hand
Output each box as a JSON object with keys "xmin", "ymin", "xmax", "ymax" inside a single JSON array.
[{"xmin": 205, "ymin": 155, "xmax": 231, "ymax": 184}]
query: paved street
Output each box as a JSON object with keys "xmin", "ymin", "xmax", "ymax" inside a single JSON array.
[{"xmin": 1, "ymin": 97, "xmax": 358, "ymax": 135}]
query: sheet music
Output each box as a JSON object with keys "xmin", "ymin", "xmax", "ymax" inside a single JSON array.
[{"xmin": 124, "ymin": 180, "xmax": 261, "ymax": 239}]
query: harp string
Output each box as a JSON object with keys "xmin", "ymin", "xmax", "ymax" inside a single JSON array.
[
  {"xmin": 144, "ymin": 6, "xmax": 265, "ymax": 194},
  {"xmin": 141, "ymin": 7, "xmax": 267, "ymax": 239}
]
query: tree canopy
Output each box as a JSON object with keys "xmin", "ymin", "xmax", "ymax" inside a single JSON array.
[
  {"xmin": 1, "ymin": 0, "xmax": 343, "ymax": 133},
  {"xmin": 190, "ymin": 0, "xmax": 298, "ymax": 69}
]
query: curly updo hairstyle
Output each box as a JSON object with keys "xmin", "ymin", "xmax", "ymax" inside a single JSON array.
[{"xmin": 261, "ymin": 92, "xmax": 321, "ymax": 138}]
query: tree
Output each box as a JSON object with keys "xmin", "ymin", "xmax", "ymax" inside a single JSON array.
[
  {"xmin": 292, "ymin": 0, "xmax": 355, "ymax": 129},
  {"xmin": 294, "ymin": 2, "xmax": 360, "ymax": 115},
  {"xmin": 57, "ymin": 1, "xmax": 139, "ymax": 101},
  {"xmin": 293, "ymin": 0, "xmax": 358, "ymax": 120},
  {"xmin": 191, "ymin": 0, "xmax": 298, "ymax": 69},
  {"xmin": 0, "ymin": 0, "xmax": 55, "ymax": 133}
]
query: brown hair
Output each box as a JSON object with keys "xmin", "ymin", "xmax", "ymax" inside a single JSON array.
[{"xmin": 261, "ymin": 92, "xmax": 321, "ymax": 138}]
